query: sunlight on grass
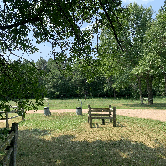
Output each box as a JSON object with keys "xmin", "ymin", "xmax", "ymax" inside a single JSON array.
[
  {"xmin": 0, "ymin": 112, "xmax": 164, "ymax": 165},
  {"xmin": 0, "ymin": 110, "xmax": 166, "ymax": 165}
]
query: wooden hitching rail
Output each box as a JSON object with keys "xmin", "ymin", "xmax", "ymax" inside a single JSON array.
[
  {"xmin": 88, "ymin": 105, "xmax": 116, "ymax": 128},
  {"xmin": 0, "ymin": 106, "xmax": 25, "ymax": 128},
  {"xmin": 0, "ymin": 123, "xmax": 18, "ymax": 166}
]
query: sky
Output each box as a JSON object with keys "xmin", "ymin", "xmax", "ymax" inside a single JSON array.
[{"xmin": 3, "ymin": 0, "xmax": 165, "ymax": 63}]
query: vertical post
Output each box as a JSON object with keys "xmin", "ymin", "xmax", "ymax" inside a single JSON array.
[
  {"xmin": 109, "ymin": 105, "xmax": 112, "ymax": 122},
  {"xmin": 22, "ymin": 108, "xmax": 25, "ymax": 121},
  {"xmin": 113, "ymin": 107, "xmax": 116, "ymax": 127},
  {"xmin": 102, "ymin": 119, "xmax": 105, "ymax": 125},
  {"xmin": 88, "ymin": 105, "xmax": 90, "ymax": 123},
  {"xmin": 5, "ymin": 111, "xmax": 9, "ymax": 129},
  {"xmin": 88, "ymin": 105, "xmax": 92, "ymax": 127},
  {"xmin": 9, "ymin": 123, "xmax": 18, "ymax": 166}
]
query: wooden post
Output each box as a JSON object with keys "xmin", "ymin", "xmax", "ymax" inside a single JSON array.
[
  {"xmin": 88, "ymin": 105, "xmax": 92, "ymax": 128},
  {"xmin": 88, "ymin": 105, "xmax": 90, "ymax": 123},
  {"xmin": 9, "ymin": 123, "xmax": 18, "ymax": 166},
  {"xmin": 102, "ymin": 119, "xmax": 105, "ymax": 125},
  {"xmin": 22, "ymin": 108, "xmax": 25, "ymax": 121},
  {"xmin": 5, "ymin": 111, "xmax": 9, "ymax": 129},
  {"xmin": 113, "ymin": 107, "xmax": 116, "ymax": 127},
  {"xmin": 109, "ymin": 105, "xmax": 112, "ymax": 122}
]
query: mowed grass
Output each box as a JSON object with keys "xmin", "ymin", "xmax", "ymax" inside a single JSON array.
[
  {"xmin": 7, "ymin": 96, "xmax": 166, "ymax": 110},
  {"xmin": 0, "ymin": 112, "xmax": 165, "ymax": 165}
]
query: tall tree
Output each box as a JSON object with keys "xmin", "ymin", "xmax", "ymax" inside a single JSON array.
[{"xmin": 98, "ymin": 3, "xmax": 156, "ymax": 104}]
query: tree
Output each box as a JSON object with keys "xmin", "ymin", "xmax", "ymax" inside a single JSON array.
[
  {"xmin": 98, "ymin": 3, "xmax": 157, "ymax": 104},
  {"xmin": 0, "ymin": 0, "xmax": 126, "ymax": 59},
  {"xmin": 0, "ymin": 57, "xmax": 47, "ymax": 115}
]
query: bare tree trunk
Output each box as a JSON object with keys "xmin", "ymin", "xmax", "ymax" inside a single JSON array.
[
  {"xmin": 138, "ymin": 76, "xmax": 143, "ymax": 104},
  {"xmin": 164, "ymin": 72, "xmax": 166, "ymax": 96},
  {"xmin": 146, "ymin": 73, "xmax": 153, "ymax": 105},
  {"xmin": 113, "ymin": 88, "xmax": 116, "ymax": 99}
]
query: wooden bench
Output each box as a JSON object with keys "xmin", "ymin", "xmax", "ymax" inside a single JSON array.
[{"xmin": 88, "ymin": 105, "xmax": 116, "ymax": 128}]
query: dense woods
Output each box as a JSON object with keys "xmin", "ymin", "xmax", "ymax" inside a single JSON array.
[{"xmin": 34, "ymin": 56, "xmax": 166, "ymax": 100}]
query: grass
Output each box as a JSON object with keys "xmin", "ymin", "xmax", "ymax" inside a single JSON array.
[
  {"xmin": 5, "ymin": 96, "xmax": 166, "ymax": 110},
  {"xmin": 0, "ymin": 97, "xmax": 166, "ymax": 165},
  {"xmin": 39, "ymin": 97, "xmax": 166, "ymax": 110},
  {"xmin": 0, "ymin": 112, "xmax": 165, "ymax": 165}
]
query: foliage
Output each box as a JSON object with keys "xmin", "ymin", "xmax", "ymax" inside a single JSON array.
[
  {"xmin": 98, "ymin": 2, "xmax": 166, "ymax": 104},
  {"xmin": 0, "ymin": 128, "xmax": 10, "ymax": 141},
  {"xmin": 0, "ymin": 0, "xmax": 126, "ymax": 60},
  {"xmin": 0, "ymin": 57, "xmax": 47, "ymax": 112}
]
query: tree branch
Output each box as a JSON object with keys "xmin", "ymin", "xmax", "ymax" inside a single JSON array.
[
  {"xmin": 98, "ymin": 0, "xmax": 124, "ymax": 51},
  {"xmin": 0, "ymin": 15, "xmax": 41, "ymax": 31}
]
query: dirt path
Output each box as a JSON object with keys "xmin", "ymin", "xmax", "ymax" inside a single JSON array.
[{"xmin": 26, "ymin": 109, "xmax": 166, "ymax": 122}]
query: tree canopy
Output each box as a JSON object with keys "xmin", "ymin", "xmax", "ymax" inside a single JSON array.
[
  {"xmin": 0, "ymin": 57, "xmax": 47, "ymax": 113},
  {"xmin": 98, "ymin": 2, "xmax": 166, "ymax": 104},
  {"xmin": 0, "ymin": 0, "xmax": 127, "ymax": 60},
  {"xmin": 0, "ymin": 0, "xmax": 130, "ymax": 112}
]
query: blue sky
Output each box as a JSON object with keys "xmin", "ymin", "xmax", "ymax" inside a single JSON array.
[{"xmin": 4, "ymin": 0, "xmax": 165, "ymax": 62}]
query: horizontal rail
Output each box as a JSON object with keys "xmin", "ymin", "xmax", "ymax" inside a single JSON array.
[
  {"xmin": 0, "ymin": 131, "xmax": 15, "ymax": 152},
  {"xmin": 89, "ymin": 114, "xmax": 111, "ymax": 116},
  {"xmin": 1, "ymin": 116, "xmax": 19, "ymax": 120},
  {"xmin": 0, "ymin": 111, "xmax": 18, "ymax": 114},
  {"xmin": 89, "ymin": 109, "xmax": 113, "ymax": 112},
  {"xmin": 9, "ymin": 116, "xmax": 19, "ymax": 119},
  {"xmin": 1, "ymin": 147, "xmax": 13, "ymax": 166},
  {"xmin": 91, "ymin": 117, "xmax": 113, "ymax": 119}
]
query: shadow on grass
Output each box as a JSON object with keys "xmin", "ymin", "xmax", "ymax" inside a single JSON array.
[
  {"xmin": 89, "ymin": 122, "xmax": 126, "ymax": 128},
  {"xmin": 17, "ymin": 129, "xmax": 166, "ymax": 166},
  {"xmin": 123, "ymin": 103, "xmax": 166, "ymax": 109}
]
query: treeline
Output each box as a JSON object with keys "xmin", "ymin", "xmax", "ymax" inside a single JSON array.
[{"xmin": 34, "ymin": 57, "xmax": 165, "ymax": 99}]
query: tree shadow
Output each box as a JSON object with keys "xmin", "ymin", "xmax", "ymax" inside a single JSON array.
[
  {"xmin": 17, "ymin": 129, "xmax": 166, "ymax": 166},
  {"xmin": 123, "ymin": 103, "xmax": 166, "ymax": 109}
]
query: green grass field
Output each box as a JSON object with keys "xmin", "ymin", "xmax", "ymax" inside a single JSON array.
[
  {"xmin": 0, "ymin": 97, "xmax": 166, "ymax": 165},
  {"xmin": 6, "ymin": 97, "xmax": 166, "ymax": 110}
]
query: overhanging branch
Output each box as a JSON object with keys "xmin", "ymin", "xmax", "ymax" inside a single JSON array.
[{"xmin": 98, "ymin": 0, "xmax": 124, "ymax": 51}]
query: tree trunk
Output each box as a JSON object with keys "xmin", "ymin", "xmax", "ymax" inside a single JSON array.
[
  {"xmin": 164, "ymin": 73, "xmax": 166, "ymax": 96},
  {"xmin": 138, "ymin": 76, "xmax": 143, "ymax": 104},
  {"xmin": 113, "ymin": 88, "xmax": 116, "ymax": 99},
  {"xmin": 146, "ymin": 73, "xmax": 153, "ymax": 105}
]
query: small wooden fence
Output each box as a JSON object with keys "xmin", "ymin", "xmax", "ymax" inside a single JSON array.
[
  {"xmin": 0, "ymin": 106, "xmax": 24, "ymax": 128},
  {"xmin": 0, "ymin": 123, "xmax": 18, "ymax": 166}
]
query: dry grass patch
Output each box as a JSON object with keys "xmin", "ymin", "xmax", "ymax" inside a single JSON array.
[{"xmin": 0, "ymin": 112, "xmax": 166, "ymax": 165}]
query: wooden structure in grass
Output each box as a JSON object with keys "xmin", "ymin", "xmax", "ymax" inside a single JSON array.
[
  {"xmin": 0, "ymin": 106, "xmax": 25, "ymax": 128},
  {"xmin": 0, "ymin": 123, "xmax": 18, "ymax": 166},
  {"xmin": 88, "ymin": 105, "xmax": 116, "ymax": 128}
]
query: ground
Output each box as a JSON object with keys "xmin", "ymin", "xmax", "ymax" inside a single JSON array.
[
  {"xmin": 0, "ymin": 109, "xmax": 165, "ymax": 124},
  {"xmin": 26, "ymin": 109, "xmax": 166, "ymax": 122}
]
